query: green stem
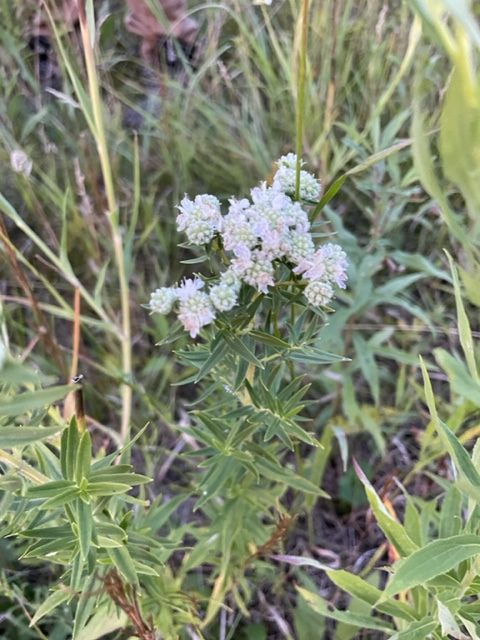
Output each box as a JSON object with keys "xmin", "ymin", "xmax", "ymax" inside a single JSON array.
[
  {"xmin": 77, "ymin": 5, "xmax": 132, "ymax": 444},
  {"xmin": 295, "ymin": 0, "xmax": 310, "ymax": 200}
]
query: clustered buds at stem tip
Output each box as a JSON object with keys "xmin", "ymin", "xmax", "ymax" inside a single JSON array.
[{"xmin": 148, "ymin": 155, "xmax": 348, "ymax": 338}]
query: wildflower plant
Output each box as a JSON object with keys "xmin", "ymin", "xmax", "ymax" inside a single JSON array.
[{"xmin": 146, "ymin": 156, "xmax": 350, "ymax": 625}]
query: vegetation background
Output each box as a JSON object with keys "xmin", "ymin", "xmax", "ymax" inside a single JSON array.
[{"xmin": 1, "ymin": 0, "xmax": 480, "ymax": 638}]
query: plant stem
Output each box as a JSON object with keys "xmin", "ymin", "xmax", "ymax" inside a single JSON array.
[
  {"xmin": 295, "ymin": 0, "xmax": 310, "ymax": 200},
  {"xmin": 77, "ymin": 3, "xmax": 132, "ymax": 444}
]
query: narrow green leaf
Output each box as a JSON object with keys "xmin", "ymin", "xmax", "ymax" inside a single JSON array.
[
  {"xmin": 326, "ymin": 569, "xmax": 416, "ymax": 621},
  {"xmin": 86, "ymin": 481, "xmax": 132, "ymax": 496},
  {"xmin": 411, "ymin": 102, "xmax": 469, "ymax": 244},
  {"xmin": 297, "ymin": 586, "xmax": 394, "ymax": 633},
  {"xmin": 72, "ymin": 571, "xmax": 97, "ymax": 640},
  {"xmin": 107, "ymin": 546, "xmax": 139, "ymax": 586},
  {"xmin": 62, "ymin": 418, "xmax": 80, "ymax": 481},
  {"xmin": 0, "ymin": 384, "xmax": 75, "ymax": 417},
  {"xmin": 389, "ymin": 617, "xmax": 438, "ymax": 640},
  {"xmin": 27, "ymin": 479, "xmax": 74, "ymax": 498},
  {"xmin": 0, "ymin": 425, "xmax": 65, "ymax": 448},
  {"xmin": 354, "ymin": 460, "xmax": 417, "ymax": 556},
  {"xmin": 223, "ymin": 334, "xmax": 264, "ymax": 368},
  {"xmin": 21, "ymin": 526, "xmax": 73, "ymax": 539},
  {"xmin": 88, "ymin": 472, "xmax": 150, "ymax": 486},
  {"xmin": 383, "ymin": 534, "xmax": 480, "ymax": 598},
  {"xmin": 39, "ymin": 487, "xmax": 81, "ymax": 510},
  {"xmin": 256, "ymin": 458, "xmax": 329, "ymax": 497},
  {"xmin": 76, "ymin": 499, "xmax": 93, "ymax": 561},
  {"xmin": 75, "ymin": 601, "xmax": 127, "ymax": 640},
  {"xmin": 75, "ymin": 431, "xmax": 92, "ymax": 483},
  {"xmin": 437, "ymin": 419, "xmax": 480, "ymax": 490},
  {"xmin": 29, "ymin": 588, "xmax": 70, "ymax": 626},
  {"xmin": 248, "ymin": 330, "xmax": 290, "ymax": 350}
]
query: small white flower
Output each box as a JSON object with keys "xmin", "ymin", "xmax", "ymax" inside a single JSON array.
[
  {"xmin": 238, "ymin": 250, "xmax": 275, "ymax": 293},
  {"xmin": 220, "ymin": 269, "xmax": 241, "ymax": 292},
  {"xmin": 285, "ymin": 201, "xmax": 310, "ymax": 232},
  {"xmin": 286, "ymin": 230, "xmax": 315, "ymax": 264},
  {"xmin": 176, "ymin": 278, "xmax": 216, "ymax": 338},
  {"xmin": 149, "ymin": 287, "xmax": 177, "ymax": 314},
  {"xmin": 318, "ymin": 243, "xmax": 349, "ymax": 288},
  {"xmin": 209, "ymin": 282, "xmax": 238, "ymax": 311},
  {"xmin": 273, "ymin": 166, "xmax": 321, "ymax": 201},
  {"xmin": 273, "ymin": 155, "xmax": 321, "ymax": 201},
  {"xmin": 231, "ymin": 244, "xmax": 253, "ymax": 274},
  {"xmin": 222, "ymin": 209, "xmax": 257, "ymax": 253},
  {"xmin": 176, "ymin": 194, "xmax": 222, "ymax": 245},
  {"xmin": 250, "ymin": 183, "xmax": 290, "ymax": 232},
  {"xmin": 276, "ymin": 153, "xmax": 301, "ymax": 170},
  {"xmin": 304, "ymin": 280, "xmax": 334, "ymax": 307},
  {"xmin": 294, "ymin": 243, "xmax": 348, "ymax": 288},
  {"xmin": 10, "ymin": 149, "xmax": 32, "ymax": 177}
]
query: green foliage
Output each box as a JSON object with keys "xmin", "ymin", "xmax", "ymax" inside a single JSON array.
[
  {"xmin": 1, "ymin": 0, "xmax": 480, "ymax": 638},
  {"xmin": 296, "ymin": 256, "xmax": 480, "ymax": 637}
]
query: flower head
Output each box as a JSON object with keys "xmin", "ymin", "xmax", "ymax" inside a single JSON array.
[
  {"xmin": 233, "ymin": 249, "xmax": 275, "ymax": 293},
  {"xmin": 149, "ymin": 287, "xmax": 177, "ymax": 314},
  {"xmin": 294, "ymin": 243, "xmax": 348, "ymax": 288},
  {"xmin": 176, "ymin": 278, "xmax": 216, "ymax": 337},
  {"xmin": 209, "ymin": 282, "xmax": 238, "ymax": 311},
  {"xmin": 286, "ymin": 230, "xmax": 315, "ymax": 264},
  {"xmin": 273, "ymin": 154, "xmax": 321, "ymax": 201},
  {"xmin": 10, "ymin": 149, "xmax": 32, "ymax": 177},
  {"xmin": 304, "ymin": 280, "xmax": 334, "ymax": 307},
  {"xmin": 176, "ymin": 194, "xmax": 222, "ymax": 245}
]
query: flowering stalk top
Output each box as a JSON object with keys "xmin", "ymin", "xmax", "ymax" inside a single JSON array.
[{"xmin": 149, "ymin": 155, "xmax": 348, "ymax": 337}]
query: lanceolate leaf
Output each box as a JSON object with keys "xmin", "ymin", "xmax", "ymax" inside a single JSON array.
[
  {"xmin": 389, "ymin": 618, "xmax": 438, "ymax": 640},
  {"xmin": 382, "ymin": 534, "xmax": 480, "ymax": 598},
  {"xmin": 0, "ymin": 425, "xmax": 65, "ymax": 448},
  {"xmin": 29, "ymin": 588, "xmax": 70, "ymax": 627},
  {"xmin": 297, "ymin": 586, "xmax": 394, "ymax": 634},
  {"xmin": 0, "ymin": 384, "xmax": 75, "ymax": 417},
  {"xmin": 326, "ymin": 569, "xmax": 416, "ymax": 621},
  {"xmin": 354, "ymin": 460, "xmax": 417, "ymax": 556},
  {"xmin": 256, "ymin": 458, "xmax": 329, "ymax": 497}
]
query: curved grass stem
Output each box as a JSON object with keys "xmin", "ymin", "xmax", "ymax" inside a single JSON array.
[
  {"xmin": 295, "ymin": 0, "xmax": 310, "ymax": 199},
  {"xmin": 76, "ymin": 2, "xmax": 132, "ymax": 444}
]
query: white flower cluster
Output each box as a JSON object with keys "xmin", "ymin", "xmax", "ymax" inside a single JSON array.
[{"xmin": 149, "ymin": 155, "xmax": 348, "ymax": 338}]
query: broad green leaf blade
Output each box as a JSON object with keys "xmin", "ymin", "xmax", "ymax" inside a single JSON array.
[
  {"xmin": 0, "ymin": 425, "xmax": 64, "ymax": 448},
  {"xmin": 382, "ymin": 534, "xmax": 480, "ymax": 598},
  {"xmin": 411, "ymin": 103, "xmax": 469, "ymax": 244},
  {"xmin": 439, "ymin": 68, "xmax": 480, "ymax": 218}
]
